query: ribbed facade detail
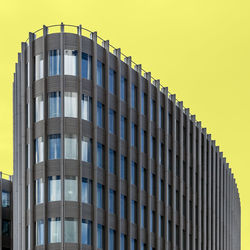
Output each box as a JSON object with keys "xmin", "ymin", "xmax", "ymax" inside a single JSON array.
[{"xmin": 13, "ymin": 24, "xmax": 241, "ymax": 250}]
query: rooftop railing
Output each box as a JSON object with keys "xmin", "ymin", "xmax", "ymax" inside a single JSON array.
[{"xmin": 25, "ymin": 23, "xmax": 199, "ymax": 126}]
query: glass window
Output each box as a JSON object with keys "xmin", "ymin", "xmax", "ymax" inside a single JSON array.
[
  {"xmin": 82, "ymin": 136, "xmax": 92, "ymax": 162},
  {"xmin": 27, "ymin": 185, "xmax": 30, "ymax": 209},
  {"xmin": 82, "ymin": 177, "xmax": 92, "ymax": 204},
  {"xmin": 131, "ymin": 123, "xmax": 137, "ymax": 147},
  {"xmin": 131, "ymin": 200, "xmax": 137, "ymax": 224},
  {"xmin": 141, "ymin": 205, "xmax": 146, "ymax": 228},
  {"xmin": 141, "ymin": 129, "xmax": 146, "ymax": 153},
  {"xmin": 168, "ymin": 150, "xmax": 172, "ymax": 171},
  {"xmin": 131, "ymin": 161, "xmax": 137, "ymax": 186},
  {"xmin": 150, "ymin": 99, "xmax": 156, "ymax": 121},
  {"xmin": 109, "ymin": 229, "xmax": 116, "ymax": 250},
  {"xmin": 48, "ymin": 176, "xmax": 61, "ymax": 201},
  {"xmin": 2, "ymin": 191, "xmax": 10, "ymax": 208},
  {"xmin": 27, "ymin": 103, "xmax": 30, "ymax": 128},
  {"xmin": 2, "ymin": 220, "xmax": 10, "ymax": 237},
  {"xmin": 97, "ymin": 102, "xmax": 104, "ymax": 128},
  {"xmin": 26, "ymin": 143, "xmax": 31, "ymax": 169},
  {"xmin": 120, "ymin": 115, "xmax": 126, "ymax": 140},
  {"xmin": 120, "ymin": 155, "xmax": 127, "ymax": 180},
  {"xmin": 120, "ymin": 234, "xmax": 126, "ymax": 250},
  {"xmin": 48, "ymin": 134, "xmax": 61, "ymax": 160},
  {"xmin": 131, "ymin": 238, "xmax": 136, "ymax": 250},
  {"xmin": 64, "ymin": 134, "xmax": 78, "ymax": 160},
  {"xmin": 109, "ymin": 149, "xmax": 116, "ymax": 174},
  {"xmin": 48, "ymin": 218, "xmax": 61, "ymax": 243},
  {"xmin": 82, "ymin": 219, "xmax": 92, "ymax": 245},
  {"xmin": 167, "ymin": 185, "xmax": 172, "ymax": 206},
  {"xmin": 109, "ymin": 189, "xmax": 116, "ymax": 214},
  {"xmin": 35, "ymin": 137, "xmax": 44, "ymax": 163},
  {"xmin": 65, "ymin": 218, "xmax": 78, "ymax": 243},
  {"xmin": 160, "ymin": 179, "xmax": 164, "ymax": 201},
  {"xmin": 64, "ymin": 92, "xmax": 78, "ymax": 118},
  {"xmin": 35, "ymin": 95, "xmax": 44, "ymax": 122},
  {"xmin": 97, "ymin": 143, "xmax": 104, "ymax": 168},
  {"xmin": 109, "ymin": 68, "xmax": 116, "ymax": 94},
  {"xmin": 167, "ymin": 221, "xmax": 171, "ymax": 241},
  {"xmin": 150, "ymin": 210, "xmax": 155, "ymax": 232},
  {"xmin": 141, "ymin": 167, "xmax": 147, "ymax": 191},
  {"xmin": 160, "ymin": 143, "xmax": 164, "ymax": 165},
  {"xmin": 150, "ymin": 136, "xmax": 156, "ymax": 159},
  {"xmin": 64, "ymin": 49, "xmax": 78, "ymax": 76},
  {"xmin": 82, "ymin": 52, "xmax": 92, "ymax": 79},
  {"xmin": 160, "ymin": 106, "xmax": 164, "ymax": 128},
  {"xmin": 168, "ymin": 113, "xmax": 172, "ymax": 134},
  {"xmin": 35, "ymin": 178, "xmax": 44, "ymax": 204},
  {"xmin": 48, "ymin": 92, "xmax": 61, "ymax": 118},
  {"xmin": 48, "ymin": 50, "xmax": 61, "ymax": 76},
  {"xmin": 81, "ymin": 94, "xmax": 92, "ymax": 121},
  {"xmin": 141, "ymin": 92, "xmax": 147, "ymax": 115},
  {"xmin": 35, "ymin": 54, "xmax": 43, "ymax": 80},
  {"xmin": 131, "ymin": 84, "xmax": 137, "ymax": 109},
  {"xmin": 120, "ymin": 76, "xmax": 127, "ymax": 101},
  {"xmin": 97, "ymin": 224, "xmax": 105, "ymax": 249},
  {"xmin": 150, "ymin": 173, "xmax": 156, "ymax": 196},
  {"xmin": 160, "ymin": 216, "xmax": 164, "ymax": 237},
  {"xmin": 109, "ymin": 109, "xmax": 115, "ymax": 134},
  {"xmin": 141, "ymin": 242, "xmax": 146, "ymax": 250},
  {"xmin": 97, "ymin": 60, "xmax": 104, "ymax": 87},
  {"xmin": 65, "ymin": 176, "xmax": 78, "ymax": 201},
  {"xmin": 120, "ymin": 194, "xmax": 126, "ymax": 219},
  {"xmin": 36, "ymin": 219, "xmax": 44, "ymax": 245},
  {"xmin": 97, "ymin": 183, "xmax": 104, "ymax": 209}
]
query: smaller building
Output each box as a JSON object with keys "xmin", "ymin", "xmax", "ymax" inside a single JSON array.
[{"xmin": 0, "ymin": 172, "xmax": 12, "ymax": 250}]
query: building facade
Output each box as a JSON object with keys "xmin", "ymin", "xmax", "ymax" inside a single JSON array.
[
  {"xmin": 0, "ymin": 173, "xmax": 12, "ymax": 250},
  {"xmin": 13, "ymin": 24, "xmax": 241, "ymax": 250}
]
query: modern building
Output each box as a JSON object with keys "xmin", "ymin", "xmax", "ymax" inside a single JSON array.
[
  {"xmin": 12, "ymin": 23, "xmax": 241, "ymax": 250},
  {"xmin": 0, "ymin": 173, "xmax": 12, "ymax": 250}
]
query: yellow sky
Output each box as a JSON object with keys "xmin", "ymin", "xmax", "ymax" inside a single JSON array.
[{"xmin": 0, "ymin": 0, "xmax": 249, "ymax": 248}]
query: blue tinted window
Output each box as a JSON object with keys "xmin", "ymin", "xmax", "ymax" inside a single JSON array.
[
  {"xmin": 150, "ymin": 211, "xmax": 155, "ymax": 232},
  {"xmin": 36, "ymin": 219, "xmax": 44, "ymax": 245},
  {"xmin": 109, "ymin": 189, "xmax": 115, "ymax": 214},
  {"xmin": 150, "ymin": 136, "xmax": 155, "ymax": 159},
  {"xmin": 109, "ymin": 109, "xmax": 115, "ymax": 134},
  {"xmin": 131, "ymin": 84, "xmax": 136, "ymax": 108},
  {"xmin": 48, "ymin": 134, "xmax": 61, "ymax": 160},
  {"xmin": 120, "ymin": 76, "xmax": 126, "ymax": 101},
  {"xmin": 131, "ymin": 123, "xmax": 137, "ymax": 147},
  {"xmin": 48, "ymin": 92, "xmax": 61, "ymax": 118},
  {"xmin": 81, "ymin": 137, "xmax": 92, "ymax": 163},
  {"xmin": 97, "ymin": 60, "xmax": 104, "ymax": 87},
  {"xmin": 131, "ymin": 161, "xmax": 137, "ymax": 186},
  {"xmin": 150, "ymin": 173, "xmax": 156, "ymax": 196},
  {"xmin": 120, "ymin": 116, "xmax": 126, "ymax": 140},
  {"xmin": 120, "ymin": 155, "xmax": 126, "ymax": 180},
  {"xmin": 141, "ymin": 130, "xmax": 146, "ymax": 153},
  {"xmin": 82, "ymin": 178, "xmax": 92, "ymax": 204},
  {"xmin": 109, "ymin": 69, "xmax": 116, "ymax": 94},
  {"xmin": 82, "ymin": 52, "xmax": 92, "ymax": 79},
  {"xmin": 97, "ymin": 183, "xmax": 104, "ymax": 209},
  {"xmin": 141, "ymin": 92, "xmax": 146, "ymax": 115},
  {"xmin": 168, "ymin": 185, "xmax": 172, "ymax": 206},
  {"xmin": 97, "ymin": 143, "xmax": 104, "ymax": 168},
  {"xmin": 160, "ymin": 179, "xmax": 164, "ymax": 201},
  {"xmin": 109, "ymin": 229, "xmax": 116, "ymax": 250},
  {"xmin": 120, "ymin": 234, "xmax": 126, "ymax": 250},
  {"xmin": 120, "ymin": 194, "xmax": 126, "ymax": 219},
  {"xmin": 82, "ymin": 219, "xmax": 92, "ymax": 245},
  {"xmin": 97, "ymin": 224, "xmax": 104, "ymax": 249},
  {"xmin": 141, "ymin": 205, "xmax": 146, "ymax": 228},
  {"xmin": 150, "ymin": 99, "xmax": 156, "ymax": 121},
  {"xmin": 109, "ymin": 149, "xmax": 115, "ymax": 174},
  {"xmin": 141, "ymin": 167, "xmax": 146, "ymax": 191},
  {"xmin": 2, "ymin": 191, "xmax": 10, "ymax": 208},
  {"xmin": 97, "ymin": 102, "xmax": 104, "ymax": 128},
  {"xmin": 131, "ymin": 238, "xmax": 136, "ymax": 250},
  {"xmin": 48, "ymin": 50, "xmax": 61, "ymax": 76},
  {"xmin": 35, "ymin": 137, "xmax": 44, "ymax": 163},
  {"xmin": 131, "ymin": 200, "xmax": 137, "ymax": 224}
]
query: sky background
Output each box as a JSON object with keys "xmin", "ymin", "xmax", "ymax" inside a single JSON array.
[{"xmin": 0, "ymin": 0, "xmax": 249, "ymax": 248}]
